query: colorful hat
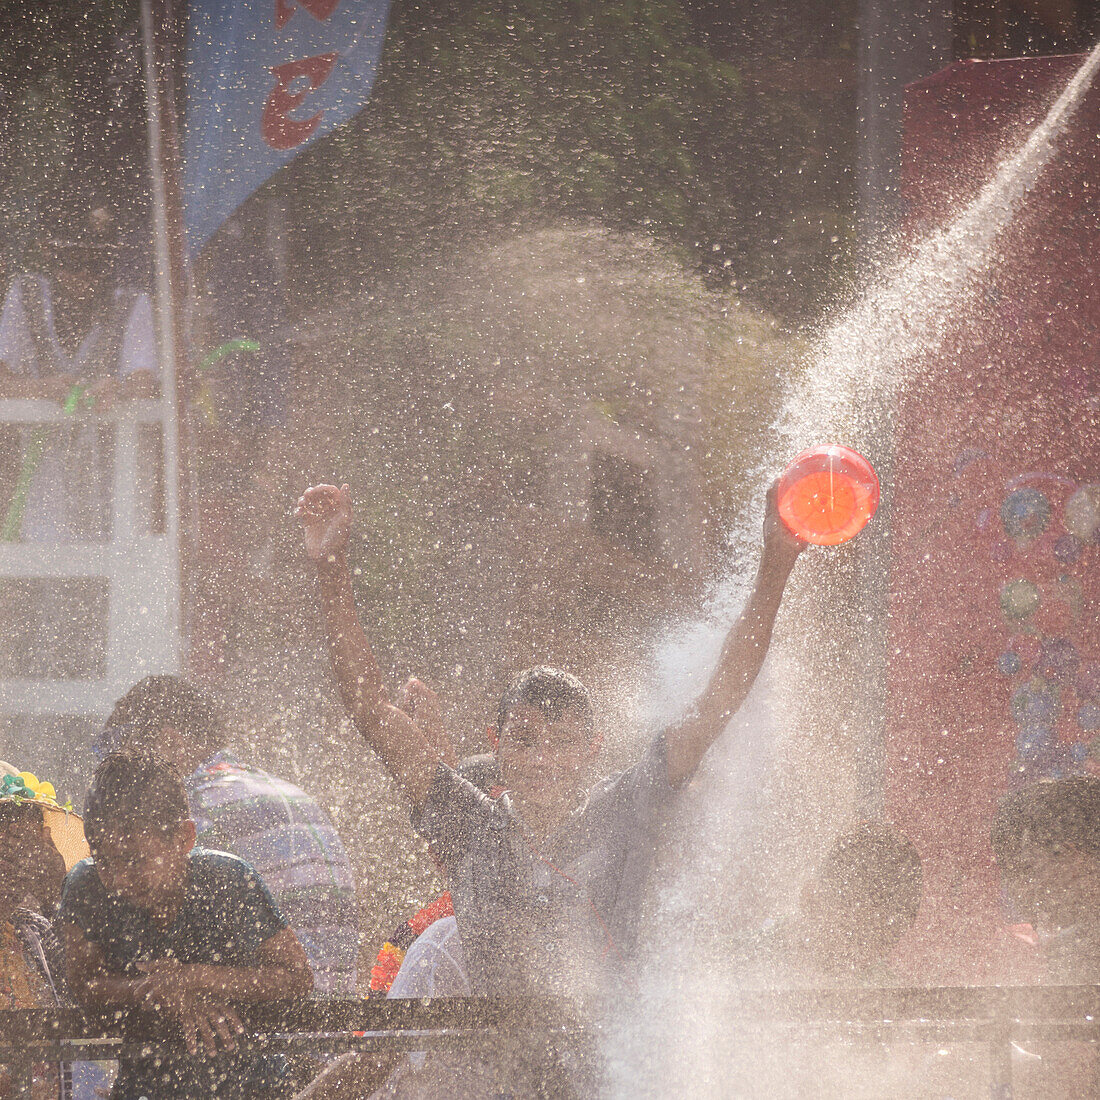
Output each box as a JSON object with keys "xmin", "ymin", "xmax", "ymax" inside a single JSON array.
[{"xmin": 0, "ymin": 761, "xmax": 90, "ymax": 871}]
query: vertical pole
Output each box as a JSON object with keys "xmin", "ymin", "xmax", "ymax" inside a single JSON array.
[
  {"xmin": 856, "ymin": 0, "xmax": 955, "ymax": 247},
  {"xmin": 140, "ymin": 0, "xmax": 184, "ymax": 670}
]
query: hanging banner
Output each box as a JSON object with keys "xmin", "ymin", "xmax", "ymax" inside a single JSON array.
[
  {"xmin": 184, "ymin": 0, "xmax": 390, "ymax": 250},
  {"xmin": 888, "ymin": 54, "xmax": 1100, "ymax": 983}
]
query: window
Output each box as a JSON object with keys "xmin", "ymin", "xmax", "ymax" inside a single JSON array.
[{"xmin": 0, "ymin": 423, "xmax": 113, "ymax": 543}]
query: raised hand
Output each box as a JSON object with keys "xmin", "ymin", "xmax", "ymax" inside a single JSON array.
[
  {"xmin": 762, "ymin": 477, "xmax": 807, "ymax": 565},
  {"xmin": 296, "ymin": 483, "xmax": 352, "ymax": 561},
  {"xmin": 664, "ymin": 477, "xmax": 807, "ymax": 788},
  {"xmin": 396, "ymin": 677, "xmax": 451, "ymax": 757}
]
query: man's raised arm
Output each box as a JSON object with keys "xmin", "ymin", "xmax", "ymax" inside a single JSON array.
[
  {"xmin": 664, "ymin": 481, "xmax": 806, "ymax": 787},
  {"xmin": 297, "ymin": 484, "xmax": 453, "ymax": 807}
]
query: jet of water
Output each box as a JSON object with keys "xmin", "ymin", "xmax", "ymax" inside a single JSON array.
[
  {"xmin": 782, "ymin": 39, "xmax": 1100, "ymax": 448},
  {"xmin": 623, "ymin": 40, "xmax": 1100, "ymax": 1098}
]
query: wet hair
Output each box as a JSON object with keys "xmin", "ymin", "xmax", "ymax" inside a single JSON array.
[
  {"xmin": 104, "ymin": 675, "xmax": 222, "ymax": 758},
  {"xmin": 991, "ymin": 776, "xmax": 1100, "ymax": 869},
  {"xmin": 0, "ymin": 799, "xmax": 40, "ymax": 830},
  {"xmin": 495, "ymin": 666, "xmax": 594, "ymax": 736},
  {"xmin": 817, "ymin": 822, "xmax": 924, "ymax": 925},
  {"xmin": 83, "ymin": 750, "xmax": 190, "ymax": 847}
]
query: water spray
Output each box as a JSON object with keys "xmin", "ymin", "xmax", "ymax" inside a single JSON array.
[
  {"xmin": 782, "ymin": 38, "xmax": 1100, "ymax": 449},
  {"xmin": 624, "ymin": 40, "xmax": 1100, "ymax": 1097}
]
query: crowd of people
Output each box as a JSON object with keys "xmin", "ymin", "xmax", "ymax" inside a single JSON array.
[
  {"xmin": 0, "ymin": 233, "xmax": 1096, "ymax": 1099},
  {"xmin": 0, "ymin": 461, "xmax": 1095, "ymax": 1098}
]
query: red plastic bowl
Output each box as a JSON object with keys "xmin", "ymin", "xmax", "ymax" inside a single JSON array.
[{"xmin": 777, "ymin": 445, "xmax": 880, "ymax": 546}]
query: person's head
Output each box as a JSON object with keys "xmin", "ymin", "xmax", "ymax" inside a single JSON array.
[
  {"xmin": 100, "ymin": 675, "xmax": 223, "ymax": 777},
  {"xmin": 490, "ymin": 667, "xmax": 597, "ymax": 819},
  {"xmin": 83, "ymin": 751, "xmax": 195, "ymax": 914},
  {"xmin": 0, "ymin": 800, "xmax": 55, "ymax": 919},
  {"xmin": 798, "ymin": 822, "xmax": 924, "ymax": 976},
  {"xmin": 991, "ymin": 776, "xmax": 1100, "ymax": 933}
]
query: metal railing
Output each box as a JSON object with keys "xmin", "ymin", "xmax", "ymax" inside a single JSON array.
[
  {"xmin": 3, "ymin": 987, "xmax": 1099, "ymax": 1098},
  {"xmin": 0, "ymin": 998, "xmax": 577, "ymax": 1098}
]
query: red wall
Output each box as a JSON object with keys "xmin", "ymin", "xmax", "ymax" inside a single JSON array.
[{"xmin": 889, "ymin": 54, "xmax": 1100, "ymax": 981}]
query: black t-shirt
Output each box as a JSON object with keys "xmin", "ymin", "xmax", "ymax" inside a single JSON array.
[{"xmin": 60, "ymin": 848, "xmax": 288, "ymax": 1100}]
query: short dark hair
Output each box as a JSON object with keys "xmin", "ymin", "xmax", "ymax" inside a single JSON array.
[
  {"xmin": 818, "ymin": 822, "xmax": 924, "ymax": 924},
  {"xmin": 991, "ymin": 776, "xmax": 1100, "ymax": 869},
  {"xmin": 0, "ymin": 799, "xmax": 40, "ymax": 830},
  {"xmin": 104, "ymin": 675, "xmax": 222, "ymax": 757},
  {"xmin": 83, "ymin": 751, "xmax": 190, "ymax": 847},
  {"xmin": 495, "ymin": 666, "xmax": 593, "ymax": 736}
]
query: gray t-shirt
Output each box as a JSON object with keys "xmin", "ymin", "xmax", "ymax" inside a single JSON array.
[{"xmin": 413, "ymin": 734, "xmax": 673, "ymax": 998}]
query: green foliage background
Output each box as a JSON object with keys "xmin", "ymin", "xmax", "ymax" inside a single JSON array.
[
  {"xmin": 287, "ymin": 0, "xmax": 856, "ymax": 319},
  {"xmin": 0, "ymin": 0, "xmax": 858, "ymax": 321},
  {"xmin": 0, "ymin": 1, "xmax": 146, "ymax": 270}
]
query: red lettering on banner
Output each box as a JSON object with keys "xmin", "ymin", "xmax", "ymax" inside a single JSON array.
[
  {"xmin": 261, "ymin": 53, "xmax": 338, "ymax": 150},
  {"xmin": 275, "ymin": 0, "xmax": 339, "ymax": 30}
]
